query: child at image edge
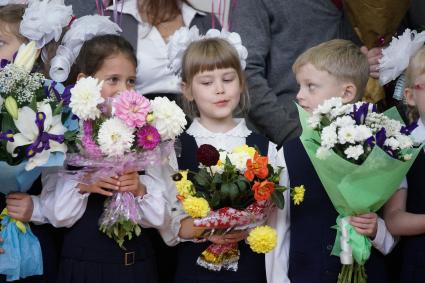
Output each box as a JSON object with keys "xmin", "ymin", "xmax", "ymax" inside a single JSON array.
[{"xmin": 266, "ymin": 39, "xmax": 395, "ymax": 283}]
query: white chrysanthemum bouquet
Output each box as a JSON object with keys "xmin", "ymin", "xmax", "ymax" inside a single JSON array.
[
  {"xmin": 299, "ymin": 97, "xmax": 423, "ymax": 283},
  {"xmin": 67, "ymin": 77, "xmax": 186, "ymax": 248}
]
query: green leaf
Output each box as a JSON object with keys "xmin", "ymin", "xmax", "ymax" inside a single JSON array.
[
  {"xmin": 53, "ymin": 101, "xmax": 63, "ymax": 116},
  {"xmin": 29, "ymin": 94, "xmax": 37, "ymax": 112},
  {"xmin": 271, "ymin": 190, "xmax": 285, "ymax": 209},
  {"xmin": 194, "ymin": 169, "xmax": 210, "ymax": 187}
]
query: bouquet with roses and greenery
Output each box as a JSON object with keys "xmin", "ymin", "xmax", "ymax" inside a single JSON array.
[{"xmin": 173, "ymin": 144, "xmax": 305, "ymax": 271}]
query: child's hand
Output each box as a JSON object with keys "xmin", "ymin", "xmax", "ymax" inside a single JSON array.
[
  {"xmin": 360, "ymin": 46, "xmax": 382, "ymax": 79},
  {"xmin": 5, "ymin": 192, "xmax": 34, "ymax": 222},
  {"xmin": 118, "ymin": 171, "xmax": 146, "ymax": 197},
  {"xmin": 208, "ymin": 230, "xmax": 249, "ymax": 245},
  {"xmin": 350, "ymin": 213, "xmax": 378, "ymax": 238},
  {"xmin": 78, "ymin": 176, "xmax": 120, "ymax": 197}
]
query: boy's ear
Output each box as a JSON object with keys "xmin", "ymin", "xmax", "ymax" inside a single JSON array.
[
  {"xmin": 76, "ymin": 73, "xmax": 87, "ymax": 81},
  {"xmin": 181, "ymin": 82, "xmax": 194, "ymax": 101},
  {"xmin": 341, "ymin": 83, "xmax": 357, "ymax": 104},
  {"xmin": 404, "ymin": 88, "xmax": 416, "ymax": 107}
]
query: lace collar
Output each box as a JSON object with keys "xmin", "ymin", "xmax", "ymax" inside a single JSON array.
[{"xmin": 186, "ymin": 118, "xmax": 251, "ymax": 138}]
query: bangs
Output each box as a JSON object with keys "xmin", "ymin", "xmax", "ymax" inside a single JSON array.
[{"xmin": 182, "ymin": 38, "xmax": 241, "ymax": 83}]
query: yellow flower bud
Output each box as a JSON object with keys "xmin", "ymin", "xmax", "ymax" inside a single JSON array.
[
  {"xmin": 5, "ymin": 96, "xmax": 19, "ymax": 120},
  {"xmin": 146, "ymin": 113, "xmax": 154, "ymax": 123},
  {"xmin": 14, "ymin": 41, "xmax": 39, "ymax": 73}
]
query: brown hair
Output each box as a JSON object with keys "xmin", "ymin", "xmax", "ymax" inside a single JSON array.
[
  {"xmin": 0, "ymin": 4, "xmax": 27, "ymax": 43},
  {"xmin": 66, "ymin": 34, "xmax": 137, "ymax": 85},
  {"xmin": 292, "ymin": 39, "xmax": 369, "ymax": 101},
  {"xmin": 404, "ymin": 46, "xmax": 425, "ymax": 122},
  {"xmin": 181, "ymin": 37, "xmax": 249, "ymax": 118},
  {"xmin": 137, "ymin": 0, "xmax": 187, "ymax": 26}
]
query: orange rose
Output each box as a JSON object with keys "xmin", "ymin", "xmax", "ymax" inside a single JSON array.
[
  {"xmin": 252, "ymin": 180, "xmax": 275, "ymax": 201},
  {"xmin": 244, "ymin": 152, "xmax": 269, "ymax": 181}
]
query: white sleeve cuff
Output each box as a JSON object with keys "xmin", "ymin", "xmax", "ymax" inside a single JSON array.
[
  {"xmin": 29, "ymin": 195, "xmax": 47, "ymax": 224},
  {"xmin": 371, "ymin": 217, "xmax": 395, "ymax": 255}
]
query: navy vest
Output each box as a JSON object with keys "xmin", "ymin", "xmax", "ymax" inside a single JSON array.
[
  {"xmin": 401, "ymin": 149, "xmax": 425, "ymax": 282},
  {"xmin": 284, "ymin": 138, "xmax": 388, "ymax": 283},
  {"xmin": 174, "ymin": 131, "xmax": 268, "ymax": 283}
]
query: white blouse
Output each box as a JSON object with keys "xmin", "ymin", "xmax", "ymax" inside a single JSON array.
[
  {"xmin": 107, "ymin": 0, "xmax": 204, "ymax": 95},
  {"xmin": 31, "ymin": 165, "xmax": 169, "ymax": 229},
  {"xmin": 158, "ymin": 118, "xmax": 285, "ymax": 247}
]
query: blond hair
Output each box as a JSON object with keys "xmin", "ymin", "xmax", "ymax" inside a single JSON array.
[
  {"xmin": 404, "ymin": 46, "xmax": 425, "ymax": 122},
  {"xmin": 181, "ymin": 38, "xmax": 249, "ymax": 118},
  {"xmin": 292, "ymin": 39, "xmax": 369, "ymax": 101},
  {"xmin": 0, "ymin": 4, "xmax": 27, "ymax": 43}
]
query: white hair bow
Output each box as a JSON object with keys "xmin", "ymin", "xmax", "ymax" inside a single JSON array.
[
  {"xmin": 19, "ymin": 0, "xmax": 73, "ymax": 49},
  {"xmin": 49, "ymin": 15, "xmax": 122, "ymax": 83},
  {"xmin": 379, "ymin": 28, "xmax": 425, "ymax": 85},
  {"xmin": 167, "ymin": 26, "xmax": 248, "ymax": 76}
]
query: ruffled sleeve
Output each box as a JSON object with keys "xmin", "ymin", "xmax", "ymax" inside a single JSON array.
[{"xmin": 39, "ymin": 167, "xmax": 89, "ymax": 228}]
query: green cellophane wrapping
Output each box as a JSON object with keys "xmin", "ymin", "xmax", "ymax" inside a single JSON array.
[{"xmin": 297, "ymin": 104, "xmax": 423, "ymax": 266}]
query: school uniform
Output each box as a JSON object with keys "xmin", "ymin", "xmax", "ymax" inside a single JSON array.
[
  {"xmin": 282, "ymin": 138, "xmax": 390, "ymax": 283},
  {"xmin": 38, "ymin": 166, "xmax": 168, "ymax": 283},
  {"xmin": 400, "ymin": 119, "xmax": 425, "ymax": 283},
  {"xmin": 159, "ymin": 118, "xmax": 282, "ymax": 283}
]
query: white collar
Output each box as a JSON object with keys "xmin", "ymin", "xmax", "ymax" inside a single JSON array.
[
  {"xmin": 412, "ymin": 118, "xmax": 425, "ymax": 144},
  {"xmin": 187, "ymin": 118, "xmax": 251, "ymax": 138},
  {"xmin": 107, "ymin": 0, "xmax": 204, "ymax": 26}
]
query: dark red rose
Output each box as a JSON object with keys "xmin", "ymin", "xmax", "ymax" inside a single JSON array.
[{"xmin": 196, "ymin": 144, "xmax": 220, "ymax": 167}]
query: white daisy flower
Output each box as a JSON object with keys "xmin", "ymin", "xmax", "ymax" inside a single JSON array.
[{"xmin": 150, "ymin": 97, "xmax": 186, "ymax": 140}]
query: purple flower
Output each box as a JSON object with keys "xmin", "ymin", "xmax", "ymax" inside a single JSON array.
[
  {"xmin": 0, "ymin": 129, "xmax": 14, "ymax": 142},
  {"xmin": 375, "ymin": 127, "xmax": 387, "ymax": 148},
  {"xmin": 137, "ymin": 125, "xmax": 161, "ymax": 150},
  {"xmin": 352, "ymin": 103, "xmax": 371, "ymax": 125},
  {"xmin": 400, "ymin": 121, "xmax": 418, "ymax": 135}
]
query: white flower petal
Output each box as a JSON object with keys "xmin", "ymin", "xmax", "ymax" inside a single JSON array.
[{"xmin": 6, "ymin": 133, "xmax": 32, "ymax": 157}]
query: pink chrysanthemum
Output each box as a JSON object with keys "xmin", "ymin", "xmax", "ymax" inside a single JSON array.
[
  {"xmin": 137, "ymin": 125, "xmax": 161, "ymax": 150},
  {"xmin": 114, "ymin": 90, "xmax": 152, "ymax": 128}
]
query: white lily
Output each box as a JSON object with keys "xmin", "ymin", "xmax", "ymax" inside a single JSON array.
[
  {"xmin": 6, "ymin": 103, "xmax": 67, "ymax": 171},
  {"xmin": 13, "ymin": 41, "xmax": 39, "ymax": 73}
]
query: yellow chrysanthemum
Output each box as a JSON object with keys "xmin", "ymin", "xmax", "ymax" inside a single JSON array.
[
  {"xmin": 292, "ymin": 185, "xmax": 305, "ymax": 205},
  {"xmin": 182, "ymin": 197, "xmax": 210, "ymax": 218},
  {"xmin": 232, "ymin": 144, "xmax": 257, "ymax": 158},
  {"xmin": 175, "ymin": 170, "xmax": 195, "ymax": 198},
  {"xmin": 247, "ymin": 226, "xmax": 277, "ymax": 253}
]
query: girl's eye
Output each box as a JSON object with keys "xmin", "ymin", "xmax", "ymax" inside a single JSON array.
[
  {"xmin": 223, "ymin": 76, "xmax": 235, "ymax": 82},
  {"xmin": 106, "ymin": 77, "xmax": 119, "ymax": 83},
  {"xmin": 308, "ymin": 83, "xmax": 316, "ymax": 90},
  {"xmin": 201, "ymin": 81, "xmax": 212, "ymax": 86},
  {"xmin": 127, "ymin": 78, "xmax": 136, "ymax": 86},
  {"xmin": 0, "ymin": 40, "xmax": 5, "ymax": 48}
]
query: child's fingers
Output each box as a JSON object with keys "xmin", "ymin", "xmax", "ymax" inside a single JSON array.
[
  {"xmin": 5, "ymin": 198, "xmax": 23, "ymax": 208},
  {"xmin": 352, "ymin": 226, "xmax": 372, "ymax": 236},
  {"xmin": 118, "ymin": 173, "xmax": 138, "ymax": 182},
  {"xmin": 96, "ymin": 181, "xmax": 119, "ymax": 191},
  {"xmin": 99, "ymin": 177, "xmax": 120, "ymax": 185},
  {"xmin": 119, "ymin": 180, "xmax": 137, "ymax": 187},
  {"xmin": 6, "ymin": 192, "xmax": 26, "ymax": 200},
  {"xmin": 93, "ymin": 186, "xmax": 114, "ymax": 197},
  {"xmin": 350, "ymin": 216, "xmax": 373, "ymax": 224}
]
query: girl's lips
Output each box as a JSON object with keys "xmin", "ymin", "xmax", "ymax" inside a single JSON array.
[{"xmin": 214, "ymin": 100, "xmax": 229, "ymax": 106}]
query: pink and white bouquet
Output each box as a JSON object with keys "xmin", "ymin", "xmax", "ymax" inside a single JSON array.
[{"xmin": 67, "ymin": 77, "xmax": 186, "ymax": 248}]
